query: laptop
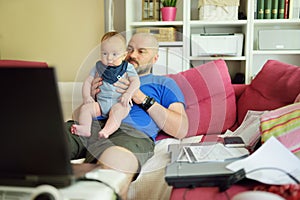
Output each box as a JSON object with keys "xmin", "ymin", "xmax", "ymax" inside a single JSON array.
[
  {"xmin": 165, "ymin": 143, "xmax": 246, "ymax": 191},
  {"xmin": 0, "ymin": 67, "xmax": 98, "ymax": 188}
]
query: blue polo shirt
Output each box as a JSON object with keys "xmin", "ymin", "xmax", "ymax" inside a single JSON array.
[{"xmin": 121, "ymin": 74, "xmax": 185, "ymax": 141}]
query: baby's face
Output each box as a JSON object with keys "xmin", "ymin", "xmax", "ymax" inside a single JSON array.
[{"xmin": 100, "ymin": 36, "xmax": 127, "ymax": 67}]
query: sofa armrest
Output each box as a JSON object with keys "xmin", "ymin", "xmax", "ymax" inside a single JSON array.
[{"xmin": 0, "ymin": 59, "xmax": 48, "ymax": 67}]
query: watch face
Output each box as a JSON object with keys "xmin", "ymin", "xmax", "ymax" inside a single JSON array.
[{"xmin": 141, "ymin": 96, "xmax": 155, "ymax": 111}]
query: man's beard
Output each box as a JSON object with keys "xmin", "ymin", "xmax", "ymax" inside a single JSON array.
[
  {"xmin": 127, "ymin": 57, "xmax": 152, "ymax": 75},
  {"xmin": 135, "ymin": 65, "xmax": 151, "ymax": 75}
]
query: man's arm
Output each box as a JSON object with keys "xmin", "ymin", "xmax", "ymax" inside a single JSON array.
[
  {"xmin": 92, "ymin": 76, "xmax": 189, "ymax": 139},
  {"xmin": 133, "ymin": 90, "xmax": 188, "ymax": 139}
]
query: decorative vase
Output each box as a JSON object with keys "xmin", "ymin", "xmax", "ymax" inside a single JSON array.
[{"xmin": 161, "ymin": 7, "xmax": 177, "ymax": 21}]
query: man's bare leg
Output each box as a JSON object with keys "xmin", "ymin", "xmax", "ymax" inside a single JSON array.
[{"xmin": 97, "ymin": 146, "xmax": 139, "ymax": 200}]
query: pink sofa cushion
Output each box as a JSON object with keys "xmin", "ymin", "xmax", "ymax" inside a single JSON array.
[
  {"xmin": 167, "ymin": 59, "xmax": 236, "ymax": 137},
  {"xmin": 237, "ymin": 60, "xmax": 300, "ymax": 125}
]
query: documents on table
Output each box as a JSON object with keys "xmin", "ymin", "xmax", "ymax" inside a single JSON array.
[
  {"xmin": 226, "ymin": 136, "xmax": 300, "ymax": 185},
  {"xmin": 177, "ymin": 143, "xmax": 249, "ymax": 163},
  {"xmin": 220, "ymin": 110, "xmax": 267, "ymax": 149}
]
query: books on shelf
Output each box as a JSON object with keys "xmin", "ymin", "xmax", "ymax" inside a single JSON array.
[
  {"xmin": 264, "ymin": 0, "xmax": 272, "ymax": 19},
  {"xmin": 255, "ymin": 0, "xmax": 300, "ymax": 19},
  {"xmin": 257, "ymin": 0, "xmax": 265, "ymax": 19},
  {"xmin": 278, "ymin": 0, "xmax": 286, "ymax": 18},
  {"xmin": 284, "ymin": 0, "xmax": 290, "ymax": 18},
  {"xmin": 272, "ymin": 0, "xmax": 279, "ymax": 18}
]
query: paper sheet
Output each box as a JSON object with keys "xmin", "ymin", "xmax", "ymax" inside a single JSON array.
[
  {"xmin": 183, "ymin": 143, "xmax": 249, "ymax": 163},
  {"xmin": 226, "ymin": 136, "xmax": 300, "ymax": 185}
]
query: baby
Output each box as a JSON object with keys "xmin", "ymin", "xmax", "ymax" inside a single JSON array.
[{"xmin": 71, "ymin": 31, "xmax": 140, "ymax": 138}]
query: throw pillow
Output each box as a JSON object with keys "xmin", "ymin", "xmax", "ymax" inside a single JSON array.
[
  {"xmin": 260, "ymin": 102, "xmax": 300, "ymax": 153},
  {"xmin": 167, "ymin": 59, "xmax": 236, "ymax": 137},
  {"xmin": 237, "ymin": 60, "xmax": 300, "ymax": 125}
]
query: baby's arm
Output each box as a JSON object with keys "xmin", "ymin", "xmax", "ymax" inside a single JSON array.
[
  {"xmin": 82, "ymin": 75, "xmax": 95, "ymax": 104},
  {"xmin": 120, "ymin": 75, "xmax": 140, "ymax": 106}
]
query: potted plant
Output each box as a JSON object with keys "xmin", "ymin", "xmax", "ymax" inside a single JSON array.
[{"xmin": 161, "ymin": 0, "xmax": 177, "ymax": 21}]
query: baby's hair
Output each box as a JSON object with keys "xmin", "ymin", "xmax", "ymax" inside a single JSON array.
[
  {"xmin": 101, "ymin": 31, "xmax": 118, "ymax": 41},
  {"xmin": 101, "ymin": 31, "xmax": 126, "ymax": 49},
  {"xmin": 101, "ymin": 31, "xmax": 125, "ymax": 42}
]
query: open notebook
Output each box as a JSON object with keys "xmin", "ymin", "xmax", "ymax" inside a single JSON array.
[{"xmin": 0, "ymin": 67, "xmax": 98, "ymax": 188}]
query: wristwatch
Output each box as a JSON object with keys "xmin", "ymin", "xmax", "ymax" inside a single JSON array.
[{"xmin": 140, "ymin": 96, "xmax": 156, "ymax": 111}]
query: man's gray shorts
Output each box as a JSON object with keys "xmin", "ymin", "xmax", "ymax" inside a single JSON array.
[{"xmin": 65, "ymin": 120, "xmax": 155, "ymax": 170}]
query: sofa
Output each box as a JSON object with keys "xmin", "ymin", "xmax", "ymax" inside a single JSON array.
[
  {"xmin": 2, "ymin": 59, "xmax": 299, "ymax": 199},
  {"xmin": 125, "ymin": 59, "xmax": 300, "ymax": 200}
]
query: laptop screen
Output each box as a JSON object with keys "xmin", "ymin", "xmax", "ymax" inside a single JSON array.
[{"xmin": 0, "ymin": 67, "xmax": 73, "ymax": 187}]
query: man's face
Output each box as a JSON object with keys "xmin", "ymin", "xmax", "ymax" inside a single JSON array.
[{"xmin": 126, "ymin": 34, "xmax": 158, "ymax": 75}]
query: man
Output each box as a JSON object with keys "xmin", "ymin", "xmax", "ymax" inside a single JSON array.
[{"xmin": 68, "ymin": 32, "xmax": 188, "ymax": 199}]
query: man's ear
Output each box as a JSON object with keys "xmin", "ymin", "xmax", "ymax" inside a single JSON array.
[{"xmin": 152, "ymin": 54, "xmax": 159, "ymax": 63}]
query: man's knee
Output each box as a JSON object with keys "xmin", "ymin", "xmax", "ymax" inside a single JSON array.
[{"xmin": 97, "ymin": 146, "xmax": 139, "ymax": 174}]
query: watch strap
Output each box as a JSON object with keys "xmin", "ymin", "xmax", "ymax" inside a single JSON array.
[{"xmin": 141, "ymin": 96, "xmax": 156, "ymax": 111}]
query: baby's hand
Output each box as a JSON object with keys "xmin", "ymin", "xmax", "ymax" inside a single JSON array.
[
  {"xmin": 120, "ymin": 92, "xmax": 132, "ymax": 107},
  {"xmin": 84, "ymin": 96, "xmax": 95, "ymax": 104}
]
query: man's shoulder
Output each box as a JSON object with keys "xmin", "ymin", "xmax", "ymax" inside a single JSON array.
[
  {"xmin": 146, "ymin": 74, "xmax": 174, "ymax": 81},
  {"xmin": 141, "ymin": 74, "xmax": 180, "ymax": 90},
  {"xmin": 153, "ymin": 74, "xmax": 177, "ymax": 85}
]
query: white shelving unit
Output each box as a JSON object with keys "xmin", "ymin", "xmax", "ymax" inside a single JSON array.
[
  {"xmin": 186, "ymin": 0, "xmax": 250, "ymax": 82},
  {"xmin": 249, "ymin": 0, "xmax": 300, "ymax": 79},
  {"xmin": 126, "ymin": 0, "xmax": 300, "ymax": 83}
]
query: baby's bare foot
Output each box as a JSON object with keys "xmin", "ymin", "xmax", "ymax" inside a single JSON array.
[
  {"xmin": 71, "ymin": 124, "xmax": 91, "ymax": 137},
  {"xmin": 98, "ymin": 131, "xmax": 111, "ymax": 139}
]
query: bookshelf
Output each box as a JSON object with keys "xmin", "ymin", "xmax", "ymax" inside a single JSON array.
[
  {"xmin": 126, "ymin": 0, "xmax": 300, "ymax": 83},
  {"xmin": 250, "ymin": 0, "xmax": 300, "ymax": 79}
]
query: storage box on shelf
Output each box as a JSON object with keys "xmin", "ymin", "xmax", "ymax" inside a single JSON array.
[
  {"xmin": 258, "ymin": 29, "xmax": 300, "ymax": 50},
  {"xmin": 198, "ymin": 0, "xmax": 240, "ymax": 21}
]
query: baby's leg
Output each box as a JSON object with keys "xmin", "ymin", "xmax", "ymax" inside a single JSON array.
[
  {"xmin": 71, "ymin": 102, "xmax": 101, "ymax": 137},
  {"xmin": 99, "ymin": 103, "xmax": 130, "ymax": 138}
]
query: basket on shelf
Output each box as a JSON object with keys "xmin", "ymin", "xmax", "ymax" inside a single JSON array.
[{"xmin": 135, "ymin": 27, "xmax": 177, "ymax": 42}]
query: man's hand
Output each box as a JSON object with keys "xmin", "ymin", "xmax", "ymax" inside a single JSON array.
[{"xmin": 113, "ymin": 73, "xmax": 130, "ymax": 94}]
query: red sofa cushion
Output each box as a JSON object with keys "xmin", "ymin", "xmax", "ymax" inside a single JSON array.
[
  {"xmin": 167, "ymin": 59, "xmax": 236, "ymax": 137},
  {"xmin": 237, "ymin": 60, "xmax": 300, "ymax": 125}
]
